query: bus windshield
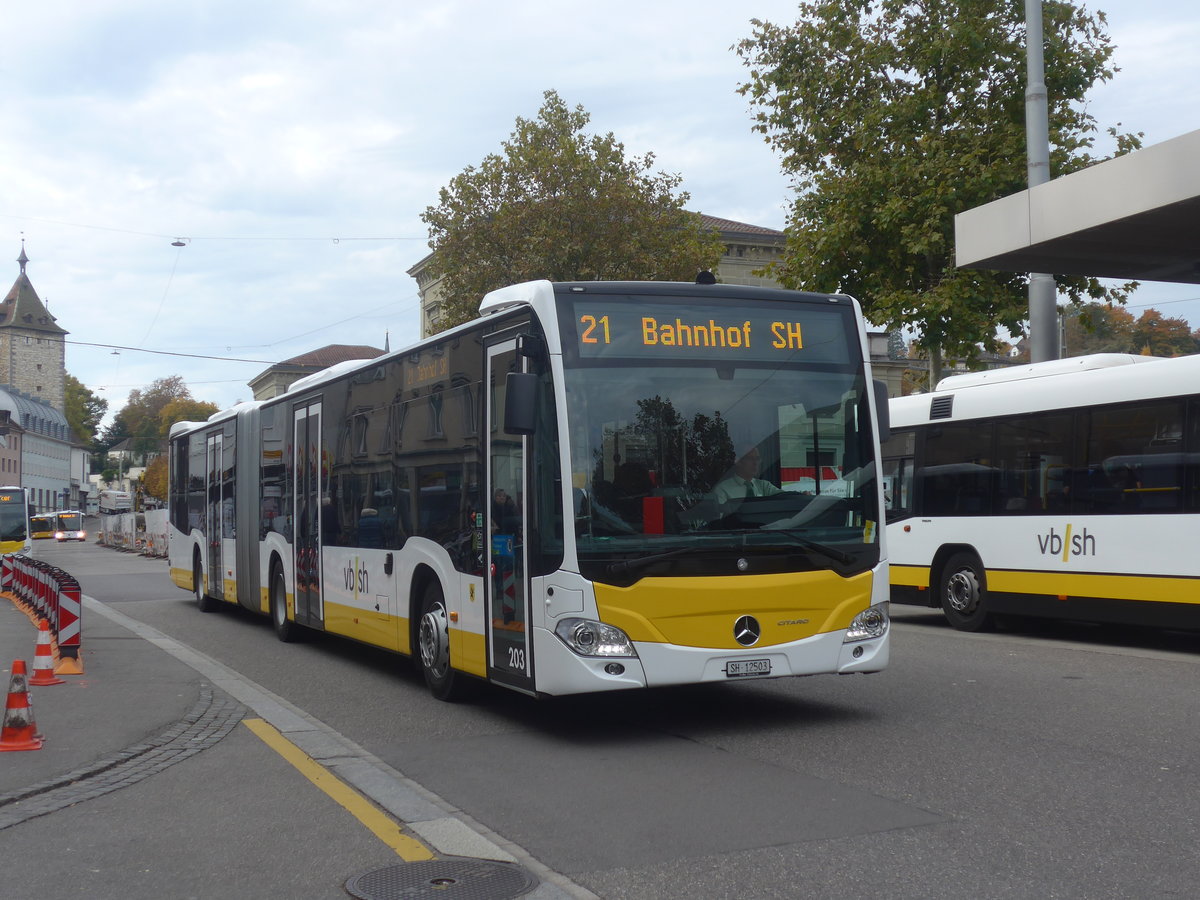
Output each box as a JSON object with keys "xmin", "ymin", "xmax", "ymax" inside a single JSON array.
[
  {"xmin": 57, "ymin": 512, "xmax": 82, "ymax": 531},
  {"xmin": 0, "ymin": 495, "xmax": 27, "ymax": 542},
  {"xmin": 559, "ymin": 292, "xmax": 880, "ymax": 582}
]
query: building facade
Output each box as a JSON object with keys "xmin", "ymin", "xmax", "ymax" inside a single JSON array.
[
  {"xmin": 0, "ymin": 386, "xmax": 77, "ymax": 511},
  {"xmin": 248, "ymin": 344, "xmax": 386, "ymax": 401}
]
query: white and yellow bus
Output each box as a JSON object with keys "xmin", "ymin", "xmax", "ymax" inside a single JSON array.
[
  {"xmin": 0, "ymin": 486, "xmax": 31, "ymax": 556},
  {"xmin": 30, "ymin": 513, "xmax": 54, "ymax": 540},
  {"xmin": 168, "ymin": 279, "xmax": 891, "ymax": 700},
  {"xmin": 883, "ymin": 353, "xmax": 1200, "ymax": 631},
  {"xmin": 54, "ymin": 510, "xmax": 87, "ymax": 542}
]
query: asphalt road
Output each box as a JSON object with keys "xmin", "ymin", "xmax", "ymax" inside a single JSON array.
[{"xmin": 12, "ymin": 538, "xmax": 1200, "ymax": 899}]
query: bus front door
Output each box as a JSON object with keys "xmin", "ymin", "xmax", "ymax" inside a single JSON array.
[
  {"xmin": 293, "ymin": 401, "xmax": 325, "ymax": 628},
  {"xmin": 486, "ymin": 341, "xmax": 534, "ymax": 693}
]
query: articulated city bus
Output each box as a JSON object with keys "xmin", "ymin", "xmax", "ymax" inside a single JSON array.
[
  {"xmin": 169, "ymin": 280, "xmax": 891, "ymax": 700},
  {"xmin": 883, "ymin": 353, "xmax": 1200, "ymax": 631},
  {"xmin": 0, "ymin": 486, "xmax": 32, "ymax": 556}
]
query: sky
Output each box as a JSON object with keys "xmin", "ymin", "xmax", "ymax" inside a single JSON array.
[{"xmin": 4, "ymin": 0, "xmax": 1199, "ymax": 431}]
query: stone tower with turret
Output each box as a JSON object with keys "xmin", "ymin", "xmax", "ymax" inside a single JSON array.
[{"xmin": 0, "ymin": 243, "xmax": 67, "ymax": 412}]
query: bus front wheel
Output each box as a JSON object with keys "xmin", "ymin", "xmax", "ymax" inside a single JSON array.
[
  {"xmin": 417, "ymin": 582, "xmax": 468, "ymax": 701},
  {"xmin": 939, "ymin": 552, "xmax": 994, "ymax": 632}
]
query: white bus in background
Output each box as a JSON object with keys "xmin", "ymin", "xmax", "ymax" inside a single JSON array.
[
  {"xmin": 99, "ymin": 489, "xmax": 133, "ymax": 515},
  {"xmin": 882, "ymin": 353, "xmax": 1200, "ymax": 632}
]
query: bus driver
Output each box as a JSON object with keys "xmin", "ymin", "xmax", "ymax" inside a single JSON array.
[{"xmin": 713, "ymin": 446, "xmax": 783, "ymax": 505}]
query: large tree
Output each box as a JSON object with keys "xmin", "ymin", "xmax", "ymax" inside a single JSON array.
[
  {"xmin": 101, "ymin": 375, "xmax": 215, "ymax": 457},
  {"xmin": 156, "ymin": 397, "xmax": 220, "ymax": 439},
  {"xmin": 421, "ymin": 90, "xmax": 725, "ymax": 328},
  {"xmin": 1059, "ymin": 303, "xmax": 1198, "ymax": 358},
  {"xmin": 64, "ymin": 374, "xmax": 107, "ymax": 445},
  {"xmin": 736, "ymin": 0, "xmax": 1141, "ymax": 382}
]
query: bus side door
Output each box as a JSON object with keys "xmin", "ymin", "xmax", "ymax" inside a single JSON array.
[
  {"xmin": 293, "ymin": 400, "xmax": 325, "ymax": 628},
  {"xmin": 485, "ymin": 340, "xmax": 534, "ymax": 693}
]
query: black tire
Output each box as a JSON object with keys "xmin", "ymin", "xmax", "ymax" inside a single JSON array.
[
  {"xmin": 416, "ymin": 581, "xmax": 469, "ymax": 701},
  {"xmin": 939, "ymin": 551, "xmax": 994, "ymax": 632},
  {"xmin": 270, "ymin": 565, "xmax": 300, "ymax": 643},
  {"xmin": 194, "ymin": 550, "xmax": 220, "ymax": 613}
]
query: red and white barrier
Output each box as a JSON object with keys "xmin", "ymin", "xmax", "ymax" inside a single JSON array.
[{"xmin": 1, "ymin": 555, "xmax": 84, "ymax": 674}]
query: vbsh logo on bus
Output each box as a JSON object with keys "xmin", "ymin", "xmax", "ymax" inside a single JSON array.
[{"xmin": 1036, "ymin": 524, "xmax": 1098, "ymax": 562}]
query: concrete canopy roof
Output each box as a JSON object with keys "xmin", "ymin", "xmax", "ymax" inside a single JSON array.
[{"xmin": 955, "ymin": 129, "xmax": 1200, "ymax": 284}]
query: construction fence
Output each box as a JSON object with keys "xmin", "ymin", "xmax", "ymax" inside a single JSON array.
[{"xmin": 96, "ymin": 508, "xmax": 169, "ymax": 558}]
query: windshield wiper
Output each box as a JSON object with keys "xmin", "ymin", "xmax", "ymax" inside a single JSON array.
[
  {"xmin": 770, "ymin": 530, "xmax": 856, "ymax": 566},
  {"xmin": 607, "ymin": 546, "xmax": 692, "ymax": 575}
]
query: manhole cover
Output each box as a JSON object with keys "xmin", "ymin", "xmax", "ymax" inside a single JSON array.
[{"xmin": 344, "ymin": 857, "xmax": 538, "ymax": 900}]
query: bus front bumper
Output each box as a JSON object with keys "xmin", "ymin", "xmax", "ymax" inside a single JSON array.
[{"xmin": 531, "ymin": 625, "xmax": 888, "ymax": 696}]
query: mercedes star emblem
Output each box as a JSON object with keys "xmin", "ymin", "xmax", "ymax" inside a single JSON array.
[{"xmin": 733, "ymin": 615, "xmax": 761, "ymax": 646}]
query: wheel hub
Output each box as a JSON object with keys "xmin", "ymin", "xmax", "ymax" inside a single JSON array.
[
  {"xmin": 419, "ymin": 604, "xmax": 449, "ymax": 676},
  {"xmin": 946, "ymin": 571, "xmax": 978, "ymax": 613}
]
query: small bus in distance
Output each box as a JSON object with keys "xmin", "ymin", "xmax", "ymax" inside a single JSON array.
[
  {"xmin": 54, "ymin": 510, "xmax": 86, "ymax": 542},
  {"xmin": 30, "ymin": 514, "xmax": 54, "ymax": 540}
]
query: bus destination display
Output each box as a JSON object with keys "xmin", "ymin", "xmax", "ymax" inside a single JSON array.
[{"xmin": 566, "ymin": 297, "xmax": 852, "ymax": 365}]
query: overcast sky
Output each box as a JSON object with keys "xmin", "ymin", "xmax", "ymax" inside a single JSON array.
[{"xmin": 4, "ymin": 0, "xmax": 1198, "ymax": 429}]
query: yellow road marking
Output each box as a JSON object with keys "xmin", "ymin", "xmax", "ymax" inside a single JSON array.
[{"xmin": 242, "ymin": 718, "xmax": 434, "ymax": 861}]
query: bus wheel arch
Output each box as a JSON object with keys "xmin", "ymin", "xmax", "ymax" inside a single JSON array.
[
  {"xmin": 937, "ymin": 548, "xmax": 994, "ymax": 632},
  {"xmin": 193, "ymin": 546, "xmax": 219, "ymax": 613},
  {"xmin": 269, "ymin": 554, "xmax": 300, "ymax": 642}
]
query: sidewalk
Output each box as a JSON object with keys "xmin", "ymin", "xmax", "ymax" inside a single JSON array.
[
  {"xmin": 0, "ymin": 545, "xmax": 590, "ymax": 899},
  {"xmin": 0, "ymin": 593, "xmax": 208, "ymax": 799}
]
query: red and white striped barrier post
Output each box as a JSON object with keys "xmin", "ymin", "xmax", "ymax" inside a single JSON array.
[{"xmin": 54, "ymin": 574, "xmax": 83, "ymax": 675}]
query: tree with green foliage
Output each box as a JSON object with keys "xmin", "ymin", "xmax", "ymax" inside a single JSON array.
[
  {"xmin": 736, "ymin": 0, "xmax": 1141, "ymax": 383},
  {"xmin": 64, "ymin": 374, "xmax": 107, "ymax": 445},
  {"xmin": 101, "ymin": 375, "xmax": 216, "ymax": 459},
  {"xmin": 157, "ymin": 397, "xmax": 220, "ymax": 439},
  {"xmin": 421, "ymin": 90, "xmax": 725, "ymax": 329},
  {"xmin": 142, "ymin": 455, "xmax": 168, "ymax": 503},
  {"xmin": 1061, "ymin": 302, "xmax": 1136, "ymax": 356}
]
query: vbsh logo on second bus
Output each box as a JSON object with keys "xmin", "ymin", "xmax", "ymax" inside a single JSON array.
[{"xmin": 1036, "ymin": 525, "xmax": 1097, "ymax": 562}]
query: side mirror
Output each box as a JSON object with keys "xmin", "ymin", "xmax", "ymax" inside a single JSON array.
[
  {"xmin": 873, "ymin": 379, "xmax": 891, "ymax": 444},
  {"xmin": 504, "ymin": 372, "xmax": 538, "ymax": 435}
]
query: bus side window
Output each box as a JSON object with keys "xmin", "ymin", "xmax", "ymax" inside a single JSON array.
[
  {"xmin": 881, "ymin": 457, "xmax": 912, "ymax": 521},
  {"xmin": 1189, "ymin": 398, "xmax": 1200, "ymax": 512},
  {"xmin": 880, "ymin": 429, "xmax": 915, "ymax": 521}
]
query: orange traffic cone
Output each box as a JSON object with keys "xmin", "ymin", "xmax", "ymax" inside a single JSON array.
[
  {"xmin": 29, "ymin": 621, "xmax": 65, "ymax": 686},
  {"xmin": 1, "ymin": 661, "xmax": 43, "ymax": 751}
]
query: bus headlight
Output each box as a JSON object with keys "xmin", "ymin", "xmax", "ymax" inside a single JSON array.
[
  {"xmin": 554, "ymin": 618, "xmax": 638, "ymax": 657},
  {"xmin": 844, "ymin": 602, "xmax": 889, "ymax": 642}
]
